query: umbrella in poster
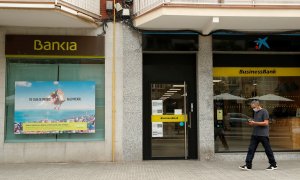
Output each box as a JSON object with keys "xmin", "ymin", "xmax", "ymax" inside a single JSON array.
[
  {"xmin": 249, "ymin": 94, "xmax": 294, "ymax": 101},
  {"xmin": 214, "ymin": 93, "xmax": 246, "ymax": 100}
]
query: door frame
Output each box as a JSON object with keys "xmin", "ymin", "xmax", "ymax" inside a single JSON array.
[{"xmin": 142, "ymin": 53, "xmax": 198, "ymax": 160}]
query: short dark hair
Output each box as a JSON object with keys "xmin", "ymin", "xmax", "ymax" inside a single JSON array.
[{"xmin": 251, "ymin": 100, "xmax": 260, "ymax": 106}]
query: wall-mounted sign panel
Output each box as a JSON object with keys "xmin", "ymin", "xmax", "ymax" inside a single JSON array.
[
  {"xmin": 213, "ymin": 67, "xmax": 300, "ymax": 77},
  {"xmin": 5, "ymin": 35, "xmax": 105, "ymax": 59},
  {"xmin": 213, "ymin": 34, "xmax": 300, "ymax": 52}
]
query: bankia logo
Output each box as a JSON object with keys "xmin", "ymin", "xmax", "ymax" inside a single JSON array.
[{"xmin": 254, "ymin": 37, "xmax": 270, "ymax": 50}]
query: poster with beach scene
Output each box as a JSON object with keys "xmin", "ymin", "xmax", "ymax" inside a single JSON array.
[{"xmin": 14, "ymin": 81, "xmax": 96, "ymax": 134}]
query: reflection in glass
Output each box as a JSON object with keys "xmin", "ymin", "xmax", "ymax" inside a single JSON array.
[{"xmin": 214, "ymin": 77, "xmax": 300, "ymax": 152}]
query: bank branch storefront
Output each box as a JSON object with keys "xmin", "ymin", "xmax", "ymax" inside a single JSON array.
[
  {"xmin": 140, "ymin": 33, "xmax": 300, "ymax": 161},
  {"xmin": 5, "ymin": 35, "xmax": 105, "ymax": 142},
  {"xmin": 2, "ymin": 32, "xmax": 300, "ymax": 163},
  {"xmin": 213, "ymin": 35, "xmax": 300, "ymax": 153}
]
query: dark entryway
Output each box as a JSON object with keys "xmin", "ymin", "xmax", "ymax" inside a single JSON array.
[{"xmin": 143, "ymin": 53, "xmax": 198, "ymax": 160}]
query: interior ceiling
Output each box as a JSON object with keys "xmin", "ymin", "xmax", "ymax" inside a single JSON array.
[
  {"xmin": 134, "ymin": 7, "xmax": 300, "ymax": 34},
  {"xmin": 0, "ymin": 9, "xmax": 97, "ymax": 28}
]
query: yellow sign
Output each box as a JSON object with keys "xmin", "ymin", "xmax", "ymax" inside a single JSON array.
[
  {"xmin": 217, "ymin": 109, "xmax": 223, "ymax": 120},
  {"xmin": 34, "ymin": 40, "xmax": 77, "ymax": 51},
  {"xmin": 23, "ymin": 122, "xmax": 87, "ymax": 132},
  {"xmin": 151, "ymin": 115, "xmax": 187, "ymax": 122},
  {"xmin": 213, "ymin": 67, "xmax": 300, "ymax": 77}
]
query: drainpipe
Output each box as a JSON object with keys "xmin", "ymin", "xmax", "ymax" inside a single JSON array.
[{"xmin": 112, "ymin": 0, "xmax": 117, "ymax": 162}]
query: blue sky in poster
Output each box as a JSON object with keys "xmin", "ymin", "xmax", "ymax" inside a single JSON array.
[{"xmin": 15, "ymin": 81, "xmax": 95, "ymax": 110}]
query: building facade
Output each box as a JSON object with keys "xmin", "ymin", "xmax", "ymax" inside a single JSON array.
[{"xmin": 0, "ymin": 0, "xmax": 300, "ymax": 163}]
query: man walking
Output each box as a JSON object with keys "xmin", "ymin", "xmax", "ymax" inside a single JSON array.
[{"xmin": 239, "ymin": 100, "xmax": 277, "ymax": 171}]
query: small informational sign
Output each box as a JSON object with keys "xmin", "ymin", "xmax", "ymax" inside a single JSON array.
[
  {"xmin": 152, "ymin": 122, "xmax": 163, "ymax": 137},
  {"xmin": 152, "ymin": 100, "xmax": 163, "ymax": 137},
  {"xmin": 217, "ymin": 109, "xmax": 223, "ymax": 120},
  {"xmin": 174, "ymin": 109, "xmax": 182, "ymax": 115},
  {"xmin": 152, "ymin": 100, "xmax": 163, "ymax": 115},
  {"xmin": 297, "ymin": 108, "xmax": 300, "ymax": 118}
]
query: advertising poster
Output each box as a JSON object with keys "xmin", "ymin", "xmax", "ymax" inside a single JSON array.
[{"xmin": 14, "ymin": 81, "xmax": 96, "ymax": 134}]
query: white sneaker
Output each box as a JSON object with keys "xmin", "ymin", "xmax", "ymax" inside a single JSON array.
[
  {"xmin": 266, "ymin": 165, "xmax": 278, "ymax": 170},
  {"xmin": 239, "ymin": 165, "xmax": 251, "ymax": 171}
]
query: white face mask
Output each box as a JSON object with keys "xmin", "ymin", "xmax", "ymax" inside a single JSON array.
[{"xmin": 253, "ymin": 108, "xmax": 259, "ymax": 112}]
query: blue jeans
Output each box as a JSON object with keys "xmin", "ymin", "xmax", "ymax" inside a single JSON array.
[{"xmin": 246, "ymin": 135, "xmax": 276, "ymax": 167}]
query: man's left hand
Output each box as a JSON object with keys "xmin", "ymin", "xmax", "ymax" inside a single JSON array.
[{"xmin": 248, "ymin": 121, "xmax": 255, "ymax": 126}]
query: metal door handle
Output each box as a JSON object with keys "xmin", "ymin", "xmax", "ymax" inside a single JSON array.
[
  {"xmin": 188, "ymin": 103, "xmax": 193, "ymax": 128},
  {"xmin": 188, "ymin": 112, "xmax": 192, "ymax": 128}
]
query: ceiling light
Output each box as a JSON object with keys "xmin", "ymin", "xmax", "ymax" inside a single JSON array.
[
  {"xmin": 160, "ymin": 98, "xmax": 169, "ymax": 101},
  {"xmin": 163, "ymin": 94, "xmax": 172, "ymax": 97},
  {"xmin": 167, "ymin": 91, "xmax": 177, "ymax": 93},
  {"xmin": 173, "ymin": 85, "xmax": 184, "ymax": 87},
  {"xmin": 170, "ymin": 88, "xmax": 181, "ymax": 91},
  {"xmin": 164, "ymin": 93, "xmax": 174, "ymax": 95},
  {"xmin": 213, "ymin": 80, "xmax": 222, "ymax": 83},
  {"xmin": 160, "ymin": 97, "xmax": 169, "ymax": 100}
]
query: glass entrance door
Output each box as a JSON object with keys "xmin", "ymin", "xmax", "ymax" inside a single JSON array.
[
  {"xmin": 143, "ymin": 53, "xmax": 197, "ymax": 160},
  {"xmin": 151, "ymin": 82, "xmax": 189, "ymax": 158}
]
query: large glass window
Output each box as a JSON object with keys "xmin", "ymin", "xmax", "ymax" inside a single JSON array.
[
  {"xmin": 213, "ymin": 75, "xmax": 300, "ymax": 152},
  {"xmin": 5, "ymin": 59, "xmax": 105, "ymax": 142},
  {"xmin": 213, "ymin": 36, "xmax": 300, "ymax": 153}
]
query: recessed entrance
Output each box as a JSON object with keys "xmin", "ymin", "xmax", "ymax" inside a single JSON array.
[{"xmin": 143, "ymin": 54, "xmax": 198, "ymax": 160}]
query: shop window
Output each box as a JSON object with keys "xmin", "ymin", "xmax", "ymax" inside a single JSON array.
[
  {"xmin": 214, "ymin": 75, "xmax": 300, "ymax": 152},
  {"xmin": 5, "ymin": 59, "xmax": 105, "ymax": 142},
  {"xmin": 213, "ymin": 53, "xmax": 300, "ymax": 152}
]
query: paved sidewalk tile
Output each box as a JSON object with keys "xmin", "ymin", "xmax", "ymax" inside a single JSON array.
[{"xmin": 0, "ymin": 160, "xmax": 299, "ymax": 180}]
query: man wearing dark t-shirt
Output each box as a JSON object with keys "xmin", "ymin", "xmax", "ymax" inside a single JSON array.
[{"xmin": 239, "ymin": 100, "xmax": 278, "ymax": 171}]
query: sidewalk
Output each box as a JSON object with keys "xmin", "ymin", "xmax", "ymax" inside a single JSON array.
[{"xmin": 0, "ymin": 160, "xmax": 299, "ymax": 180}]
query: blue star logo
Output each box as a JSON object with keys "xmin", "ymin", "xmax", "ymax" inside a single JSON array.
[{"xmin": 254, "ymin": 37, "xmax": 270, "ymax": 49}]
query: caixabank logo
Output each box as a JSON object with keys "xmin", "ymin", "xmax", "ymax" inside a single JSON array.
[{"xmin": 254, "ymin": 37, "xmax": 270, "ymax": 50}]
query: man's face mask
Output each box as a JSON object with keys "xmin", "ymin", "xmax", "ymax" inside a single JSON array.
[{"xmin": 253, "ymin": 107, "xmax": 259, "ymax": 112}]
